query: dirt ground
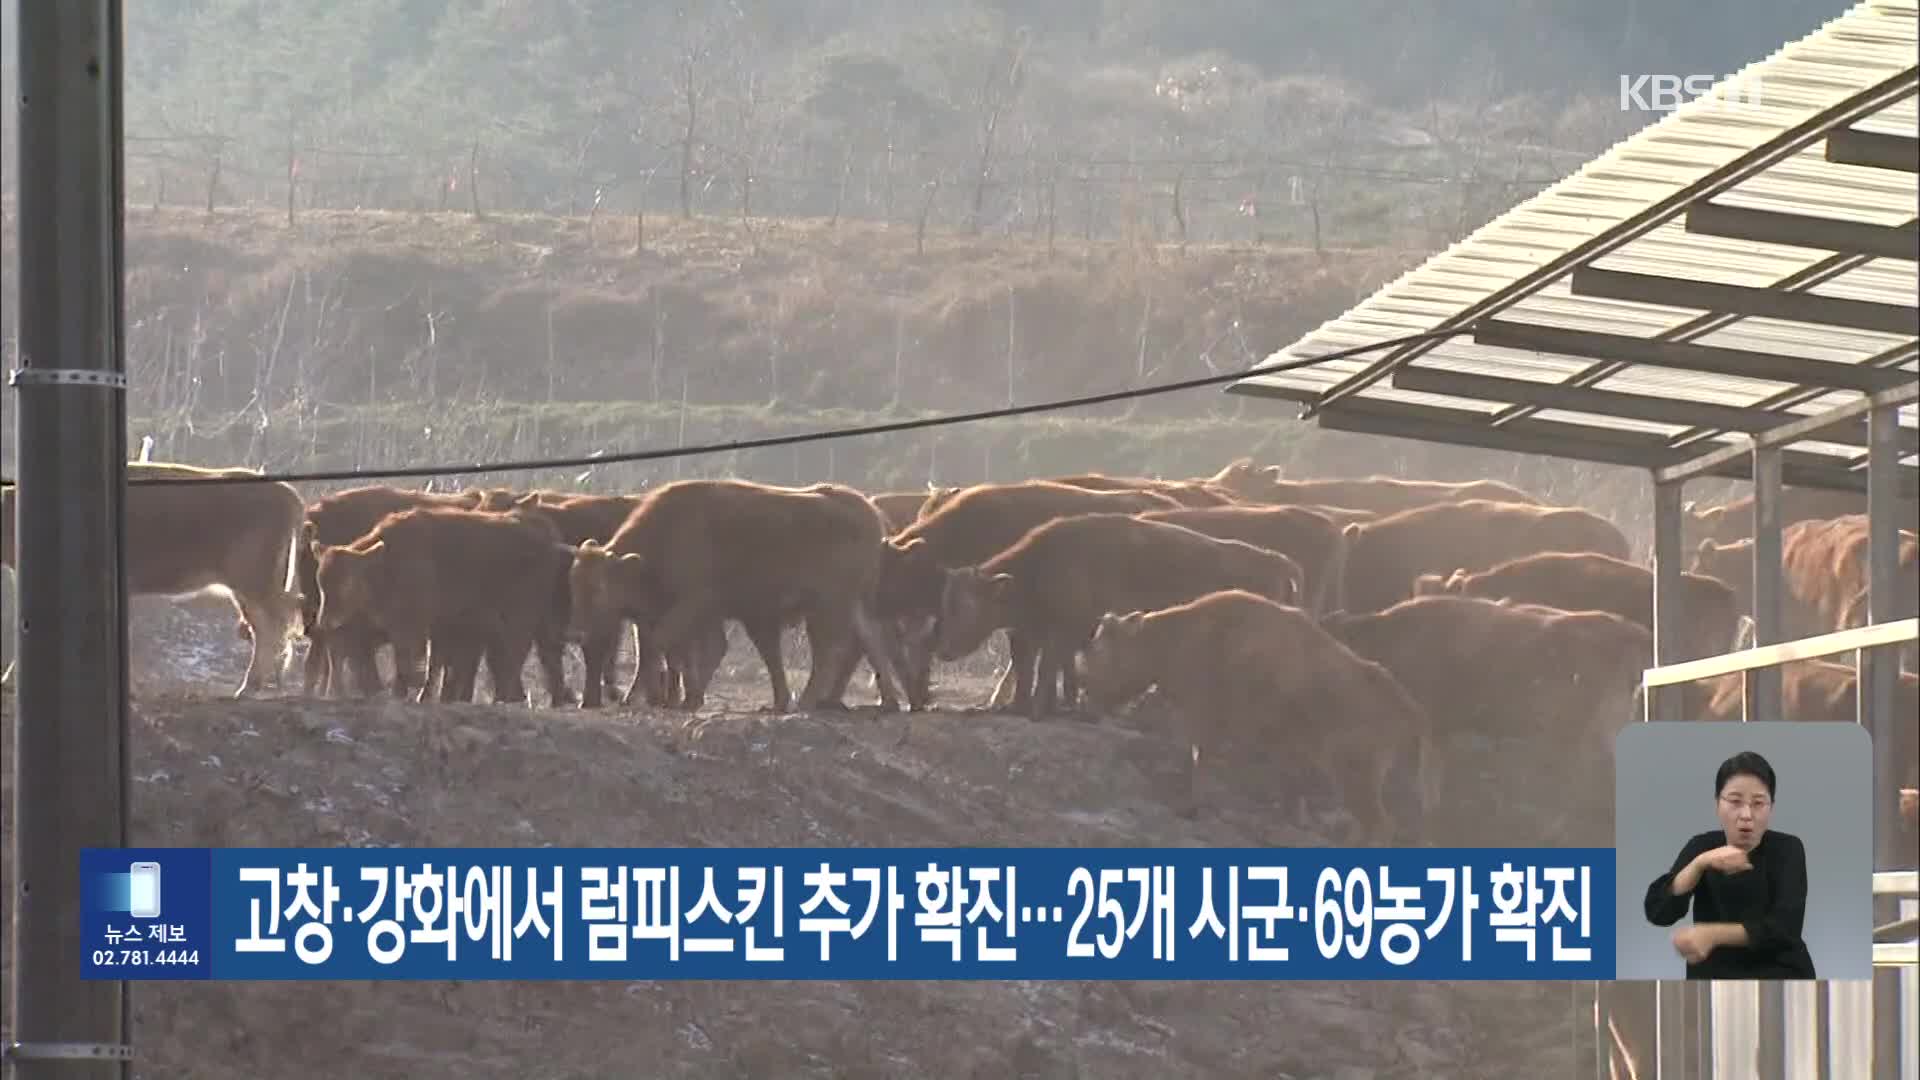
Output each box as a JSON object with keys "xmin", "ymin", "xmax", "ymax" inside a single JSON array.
[{"xmin": 0, "ymin": 594, "xmax": 1607, "ymax": 1079}]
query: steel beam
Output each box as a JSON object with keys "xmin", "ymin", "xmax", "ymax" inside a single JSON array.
[
  {"xmin": 1391, "ymin": 365, "xmax": 1902, "ymax": 447},
  {"xmin": 1864, "ymin": 398, "xmax": 1910, "ymax": 1080},
  {"xmin": 1746, "ymin": 447, "xmax": 1786, "ymax": 722},
  {"xmin": 1309, "ymin": 402, "xmax": 1674, "ymax": 470},
  {"xmin": 1756, "ymin": 982, "xmax": 1787, "ymax": 1079},
  {"xmin": 1568, "ymin": 267, "xmax": 1920, "ymax": 337},
  {"xmin": 1651, "ymin": 480, "xmax": 1687, "ymax": 723},
  {"xmin": 1653, "ymin": 381, "xmax": 1920, "ymax": 486},
  {"xmin": 1471, "ymin": 319, "xmax": 1912, "ymax": 395},
  {"xmin": 1825, "ymin": 128, "xmax": 1920, "ymax": 173},
  {"xmin": 6, "ymin": 1, "xmax": 132, "ymax": 1079},
  {"xmin": 1684, "ymin": 201, "xmax": 1920, "ymax": 262}
]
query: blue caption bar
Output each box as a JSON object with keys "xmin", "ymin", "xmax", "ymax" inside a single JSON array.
[{"xmin": 81, "ymin": 847, "xmax": 1616, "ymax": 981}]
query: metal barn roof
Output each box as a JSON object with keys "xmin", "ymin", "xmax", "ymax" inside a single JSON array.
[{"xmin": 1228, "ymin": 0, "xmax": 1920, "ymax": 492}]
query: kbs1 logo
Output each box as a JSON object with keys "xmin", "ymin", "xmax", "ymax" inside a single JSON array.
[{"xmin": 1618, "ymin": 74, "xmax": 1766, "ymax": 113}]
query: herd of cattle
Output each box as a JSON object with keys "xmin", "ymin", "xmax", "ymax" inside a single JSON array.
[{"xmin": 2, "ymin": 456, "xmax": 1915, "ymax": 841}]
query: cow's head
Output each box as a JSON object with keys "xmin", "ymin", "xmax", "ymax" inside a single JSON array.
[
  {"xmin": 311, "ymin": 539, "xmax": 386, "ymax": 633},
  {"xmin": 1690, "ymin": 537, "xmax": 1749, "ymax": 586},
  {"xmin": 1076, "ymin": 610, "xmax": 1158, "ymax": 711},
  {"xmin": 567, "ymin": 539, "xmax": 652, "ymax": 642},
  {"xmin": 933, "ymin": 566, "xmax": 1014, "ymax": 662}
]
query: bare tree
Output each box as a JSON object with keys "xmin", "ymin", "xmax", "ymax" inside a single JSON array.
[{"xmin": 967, "ymin": 26, "xmax": 1031, "ymax": 235}]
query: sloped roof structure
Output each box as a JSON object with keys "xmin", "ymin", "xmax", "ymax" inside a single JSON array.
[{"xmin": 1228, "ymin": 0, "xmax": 1919, "ymax": 492}]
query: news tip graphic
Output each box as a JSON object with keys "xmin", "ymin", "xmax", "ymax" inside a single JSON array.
[
  {"xmin": 83, "ymin": 847, "xmax": 1618, "ymax": 982},
  {"xmin": 82, "ymin": 847, "xmax": 214, "ymax": 980}
]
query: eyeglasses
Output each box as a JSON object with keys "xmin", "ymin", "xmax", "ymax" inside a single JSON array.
[{"xmin": 1719, "ymin": 794, "xmax": 1771, "ymax": 813}]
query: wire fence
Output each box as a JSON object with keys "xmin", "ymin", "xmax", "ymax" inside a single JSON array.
[
  {"xmin": 90, "ymin": 126, "xmax": 1592, "ymax": 256},
  {"xmin": 0, "ymin": 327, "xmax": 1464, "ymax": 490}
]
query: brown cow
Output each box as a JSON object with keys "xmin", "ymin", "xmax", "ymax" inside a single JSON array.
[
  {"xmin": 1328, "ymin": 499, "xmax": 1633, "ymax": 615},
  {"xmin": 1, "ymin": 461, "xmax": 308, "ymax": 697},
  {"xmin": 1075, "ymin": 589, "xmax": 1440, "ymax": 840},
  {"xmin": 1135, "ymin": 504, "xmax": 1348, "ymax": 615},
  {"xmin": 1676, "ymin": 659, "xmax": 1919, "ymax": 780},
  {"xmin": 870, "ymin": 491, "xmax": 933, "ymax": 534},
  {"xmin": 1319, "ymin": 596, "xmax": 1652, "ymax": 800},
  {"xmin": 1414, "ymin": 550, "xmax": 1741, "ymax": 662},
  {"xmin": 567, "ymin": 479, "xmax": 905, "ymax": 714},
  {"xmin": 880, "ymin": 480, "xmax": 1185, "ymax": 711},
  {"xmin": 297, "ymin": 484, "xmax": 487, "ymax": 698},
  {"xmin": 1206, "ymin": 457, "xmax": 1544, "ymax": 513},
  {"xmin": 310, "ymin": 505, "xmax": 575, "ymax": 704},
  {"xmin": 1682, "ymin": 487, "xmax": 1915, "ymax": 547},
  {"xmin": 1691, "ymin": 518, "xmax": 1919, "ymax": 645},
  {"xmin": 1046, "ymin": 472, "xmax": 1240, "ymax": 508},
  {"xmin": 933, "ymin": 512, "xmax": 1304, "ymax": 720}
]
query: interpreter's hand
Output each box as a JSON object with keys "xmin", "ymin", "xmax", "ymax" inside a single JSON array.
[
  {"xmin": 1671, "ymin": 926, "xmax": 1716, "ymax": 964},
  {"xmin": 1697, "ymin": 844, "xmax": 1753, "ymax": 875}
]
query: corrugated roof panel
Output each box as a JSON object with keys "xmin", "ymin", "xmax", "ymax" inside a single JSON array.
[{"xmin": 1231, "ymin": 0, "xmax": 1920, "ymax": 476}]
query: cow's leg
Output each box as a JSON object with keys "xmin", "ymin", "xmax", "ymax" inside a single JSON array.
[
  {"xmin": 533, "ymin": 630, "xmax": 576, "ymax": 707},
  {"xmin": 303, "ymin": 627, "xmax": 332, "ymax": 696},
  {"xmin": 391, "ymin": 634, "xmax": 429, "ymax": 702},
  {"xmin": 1030, "ymin": 637, "xmax": 1067, "ymax": 721},
  {"xmin": 486, "ymin": 631, "xmax": 534, "ymax": 706},
  {"xmin": 844, "ymin": 602, "xmax": 905, "ymax": 712},
  {"xmin": 343, "ymin": 625, "xmax": 385, "ymax": 698},
  {"xmin": 580, "ymin": 626, "xmax": 620, "ymax": 709},
  {"xmin": 987, "ymin": 632, "xmax": 1037, "ymax": 711},
  {"xmin": 435, "ymin": 632, "xmax": 483, "ymax": 703},
  {"xmin": 647, "ymin": 598, "xmax": 728, "ymax": 709},
  {"xmin": 738, "ymin": 612, "xmax": 794, "ymax": 713}
]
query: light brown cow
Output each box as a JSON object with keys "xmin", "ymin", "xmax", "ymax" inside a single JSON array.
[
  {"xmin": 1, "ymin": 462, "xmax": 308, "ymax": 697},
  {"xmin": 296, "ymin": 484, "xmax": 488, "ymax": 698},
  {"xmin": 1414, "ymin": 550, "xmax": 1741, "ymax": 662},
  {"xmin": 567, "ymin": 479, "xmax": 905, "ymax": 714},
  {"xmin": 1319, "ymin": 596, "xmax": 1652, "ymax": 795},
  {"xmin": 310, "ymin": 505, "xmax": 576, "ymax": 704},
  {"xmin": 1046, "ymin": 472, "xmax": 1241, "ymax": 508},
  {"xmin": 1328, "ymin": 499, "xmax": 1633, "ymax": 615},
  {"xmin": 933, "ymin": 512, "xmax": 1304, "ymax": 719},
  {"xmin": 1206, "ymin": 457, "xmax": 1544, "ymax": 513},
  {"xmin": 1135, "ymin": 503, "xmax": 1348, "ymax": 615},
  {"xmin": 880, "ymin": 480, "xmax": 1185, "ymax": 711},
  {"xmin": 1076, "ymin": 588, "xmax": 1440, "ymax": 841}
]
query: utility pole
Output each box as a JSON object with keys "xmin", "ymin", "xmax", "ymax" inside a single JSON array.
[{"xmin": 5, "ymin": 1, "xmax": 133, "ymax": 1078}]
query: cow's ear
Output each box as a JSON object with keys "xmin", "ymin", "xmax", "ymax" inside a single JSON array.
[
  {"xmin": 1444, "ymin": 569, "xmax": 1470, "ymax": 592},
  {"xmin": 361, "ymin": 539, "xmax": 386, "ymax": 558},
  {"xmin": 887, "ymin": 536, "xmax": 925, "ymax": 556},
  {"xmin": 986, "ymin": 572, "xmax": 1015, "ymax": 601},
  {"xmin": 618, "ymin": 552, "xmax": 644, "ymax": 565},
  {"xmin": 579, "ymin": 538, "xmax": 602, "ymax": 553}
]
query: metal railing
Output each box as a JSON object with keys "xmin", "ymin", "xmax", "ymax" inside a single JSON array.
[{"xmin": 1633, "ymin": 616, "xmax": 1918, "ymax": 1080}]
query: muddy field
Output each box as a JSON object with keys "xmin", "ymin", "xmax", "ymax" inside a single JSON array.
[{"xmin": 0, "ymin": 594, "xmax": 1608, "ymax": 1079}]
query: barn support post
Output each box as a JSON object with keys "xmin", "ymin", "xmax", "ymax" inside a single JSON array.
[
  {"xmin": 1865, "ymin": 402, "xmax": 1906, "ymax": 1077},
  {"xmin": 1746, "ymin": 446, "xmax": 1784, "ymax": 724},
  {"xmin": 1650, "ymin": 479, "xmax": 1685, "ymax": 723},
  {"xmin": 4, "ymin": 1, "xmax": 133, "ymax": 1078}
]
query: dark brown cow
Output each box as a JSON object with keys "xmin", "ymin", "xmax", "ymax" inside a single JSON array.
[
  {"xmin": 1135, "ymin": 504, "xmax": 1348, "ymax": 615},
  {"xmin": 1076, "ymin": 589, "xmax": 1440, "ymax": 839},
  {"xmin": 880, "ymin": 480, "xmax": 1185, "ymax": 711},
  {"xmin": 1328, "ymin": 499, "xmax": 1633, "ymax": 615},
  {"xmin": 1414, "ymin": 550, "xmax": 1741, "ymax": 662},
  {"xmin": 2, "ymin": 461, "xmax": 308, "ymax": 697},
  {"xmin": 933, "ymin": 512, "xmax": 1304, "ymax": 719},
  {"xmin": 1046, "ymin": 472, "xmax": 1240, "ymax": 508},
  {"xmin": 1319, "ymin": 596, "xmax": 1652, "ymax": 791},
  {"xmin": 1206, "ymin": 457, "xmax": 1544, "ymax": 513},
  {"xmin": 297, "ymin": 484, "xmax": 487, "ymax": 698},
  {"xmin": 567, "ymin": 479, "xmax": 905, "ymax": 714},
  {"xmin": 309, "ymin": 505, "xmax": 576, "ymax": 704}
]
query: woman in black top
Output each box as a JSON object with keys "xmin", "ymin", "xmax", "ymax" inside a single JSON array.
[{"xmin": 1643, "ymin": 750, "xmax": 1816, "ymax": 980}]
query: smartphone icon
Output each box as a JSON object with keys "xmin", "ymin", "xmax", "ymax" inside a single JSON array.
[{"xmin": 128, "ymin": 861, "xmax": 161, "ymax": 919}]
